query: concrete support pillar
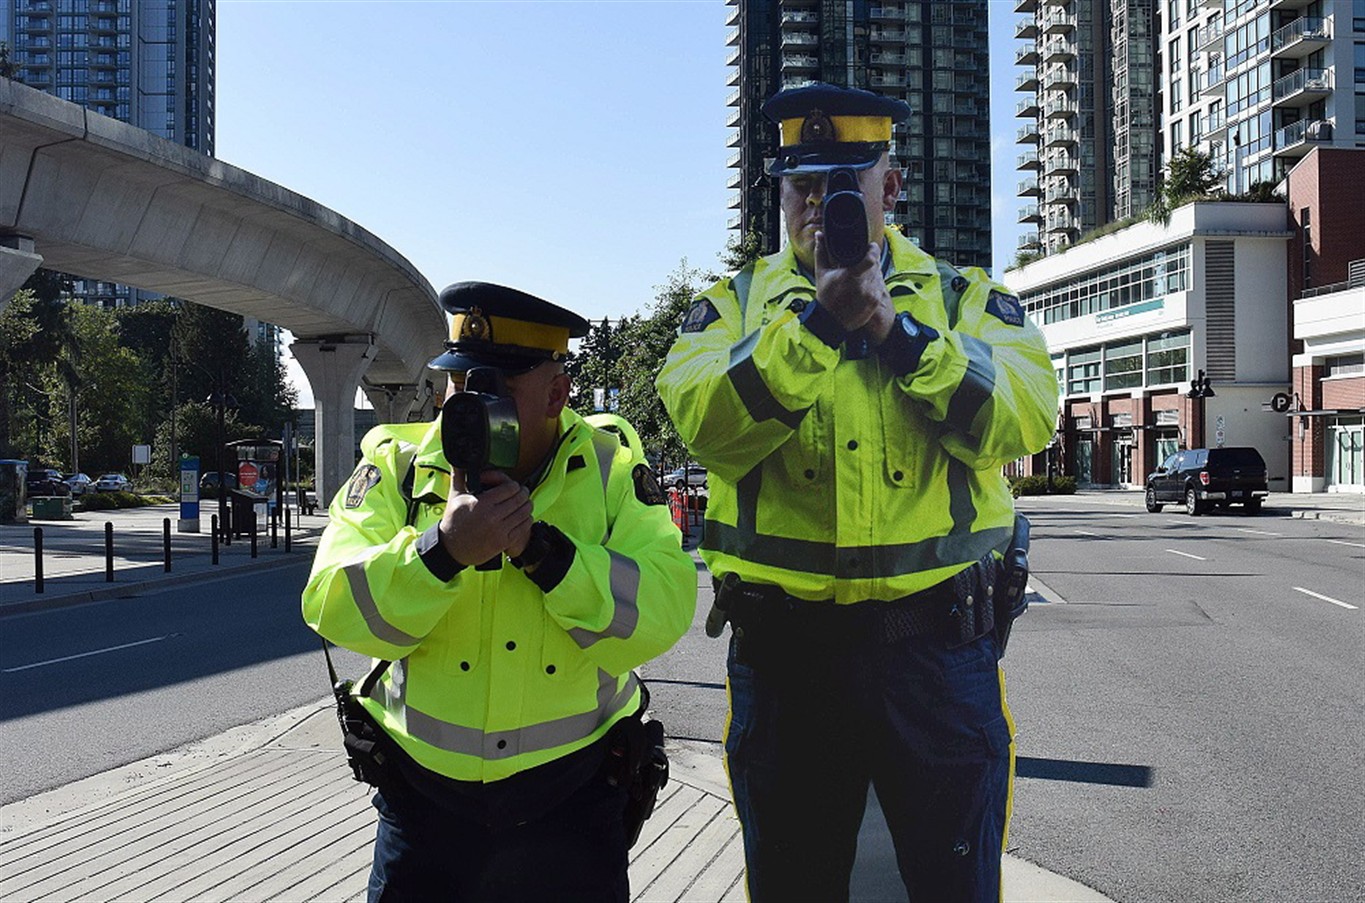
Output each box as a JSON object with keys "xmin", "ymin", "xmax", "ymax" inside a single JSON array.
[
  {"xmin": 361, "ymin": 381, "xmax": 431, "ymax": 425},
  {"xmin": 0, "ymin": 241, "xmax": 43, "ymax": 315},
  {"xmin": 292, "ymin": 338, "xmax": 375, "ymax": 506}
]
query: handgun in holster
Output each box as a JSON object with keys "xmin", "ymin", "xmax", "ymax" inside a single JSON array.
[
  {"xmin": 993, "ymin": 514, "xmax": 1031, "ymax": 657},
  {"xmin": 705, "ymin": 571, "xmax": 763, "ymax": 638},
  {"xmin": 606, "ymin": 681, "xmax": 670, "ymax": 850}
]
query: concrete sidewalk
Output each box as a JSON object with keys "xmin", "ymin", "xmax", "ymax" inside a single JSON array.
[{"xmin": 0, "ymin": 699, "xmax": 1110, "ymax": 903}]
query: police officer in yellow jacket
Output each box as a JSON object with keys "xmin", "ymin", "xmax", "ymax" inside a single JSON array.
[
  {"xmin": 657, "ymin": 83, "xmax": 1058, "ymax": 901},
  {"xmin": 304, "ymin": 282, "xmax": 696, "ymax": 902}
]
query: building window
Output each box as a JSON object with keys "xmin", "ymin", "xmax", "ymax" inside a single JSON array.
[
  {"xmin": 1302, "ymin": 207, "xmax": 1312, "ymax": 287},
  {"xmin": 1146, "ymin": 331, "xmax": 1191, "ymax": 386},
  {"xmin": 1171, "ymin": 120, "xmax": 1183, "ymax": 152},
  {"xmin": 1068, "ymin": 348, "xmax": 1103, "ymax": 395},
  {"xmin": 1325, "ymin": 353, "xmax": 1365, "ymax": 377},
  {"xmin": 1105, "ymin": 340, "xmax": 1145, "ymax": 391}
]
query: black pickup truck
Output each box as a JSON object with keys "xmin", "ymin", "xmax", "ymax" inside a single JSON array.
[{"xmin": 1145, "ymin": 446, "xmax": 1269, "ymax": 516}]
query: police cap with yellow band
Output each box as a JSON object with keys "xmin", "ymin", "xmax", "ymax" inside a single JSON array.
[
  {"xmin": 762, "ymin": 81, "xmax": 911, "ymax": 175},
  {"xmin": 427, "ymin": 281, "xmax": 590, "ymax": 373}
]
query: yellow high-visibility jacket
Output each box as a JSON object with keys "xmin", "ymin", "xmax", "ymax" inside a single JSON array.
[
  {"xmin": 302, "ymin": 408, "xmax": 696, "ymax": 783},
  {"xmin": 657, "ymin": 229, "xmax": 1057, "ymax": 604}
]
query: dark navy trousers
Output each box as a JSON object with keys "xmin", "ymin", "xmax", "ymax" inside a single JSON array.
[
  {"xmin": 725, "ymin": 627, "xmax": 1014, "ymax": 903},
  {"xmin": 366, "ymin": 766, "xmax": 629, "ymax": 903}
]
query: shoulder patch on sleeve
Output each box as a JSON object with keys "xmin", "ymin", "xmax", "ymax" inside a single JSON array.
[
  {"xmin": 344, "ymin": 463, "xmax": 383, "ymax": 509},
  {"xmin": 632, "ymin": 463, "xmax": 667, "ymax": 506},
  {"xmin": 985, "ymin": 290, "xmax": 1026, "ymax": 327},
  {"xmin": 679, "ymin": 298, "xmax": 721, "ymax": 334}
]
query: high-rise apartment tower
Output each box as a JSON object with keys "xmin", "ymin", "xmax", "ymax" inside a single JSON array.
[
  {"xmin": 1, "ymin": 0, "xmax": 216, "ymax": 306},
  {"xmin": 726, "ymin": 0, "xmax": 994, "ymax": 270}
]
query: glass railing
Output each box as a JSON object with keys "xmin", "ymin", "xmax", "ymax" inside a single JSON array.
[
  {"xmin": 1270, "ymin": 17, "xmax": 1328, "ymax": 52},
  {"xmin": 1273, "ymin": 67, "xmax": 1330, "ymax": 101},
  {"xmin": 1275, "ymin": 118, "xmax": 1331, "ymax": 149}
]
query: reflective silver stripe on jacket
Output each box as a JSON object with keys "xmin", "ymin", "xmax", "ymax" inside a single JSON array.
[
  {"xmin": 566, "ymin": 551, "xmax": 641, "ymax": 648},
  {"xmin": 343, "ymin": 548, "xmax": 422, "ymax": 647},
  {"xmin": 704, "ymin": 520, "xmax": 1012, "ymax": 580},
  {"xmin": 372, "ymin": 668, "xmax": 639, "ymax": 761},
  {"xmin": 945, "ymin": 334, "xmax": 996, "ymax": 436}
]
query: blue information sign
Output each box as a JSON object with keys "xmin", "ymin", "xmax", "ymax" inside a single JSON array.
[{"xmin": 180, "ymin": 456, "xmax": 200, "ymax": 521}]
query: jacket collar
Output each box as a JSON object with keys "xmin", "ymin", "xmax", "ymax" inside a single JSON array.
[{"xmin": 766, "ymin": 227, "xmax": 937, "ymax": 293}]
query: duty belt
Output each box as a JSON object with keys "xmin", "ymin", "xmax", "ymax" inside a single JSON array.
[{"xmin": 712, "ymin": 552, "xmax": 1000, "ymax": 651}]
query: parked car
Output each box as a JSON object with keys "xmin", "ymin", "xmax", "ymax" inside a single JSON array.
[
  {"xmin": 1145, "ymin": 446, "xmax": 1268, "ymax": 516},
  {"xmin": 94, "ymin": 473, "xmax": 134, "ymax": 493},
  {"xmin": 666, "ymin": 465, "xmax": 708, "ymax": 489},
  {"xmin": 198, "ymin": 471, "xmax": 239, "ymax": 498},
  {"xmin": 26, "ymin": 468, "xmax": 72, "ymax": 497},
  {"xmin": 64, "ymin": 472, "xmax": 94, "ymax": 496}
]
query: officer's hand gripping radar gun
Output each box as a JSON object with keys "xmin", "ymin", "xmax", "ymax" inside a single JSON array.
[
  {"xmin": 822, "ymin": 167, "xmax": 869, "ymax": 268},
  {"xmin": 440, "ymin": 367, "xmax": 520, "ymax": 570}
]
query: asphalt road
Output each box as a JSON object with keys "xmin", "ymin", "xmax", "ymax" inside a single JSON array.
[
  {"xmin": 1006, "ymin": 494, "xmax": 1364, "ymax": 903},
  {"xmin": 0, "ymin": 560, "xmax": 364, "ymax": 804}
]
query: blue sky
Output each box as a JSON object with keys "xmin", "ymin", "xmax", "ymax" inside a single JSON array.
[{"xmin": 215, "ymin": 0, "xmax": 1023, "ymax": 405}]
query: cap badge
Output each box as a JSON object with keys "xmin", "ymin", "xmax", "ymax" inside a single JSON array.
[
  {"xmin": 460, "ymin": 307, "xmax": 489, "ymax": 341},
  {"xmin": 800, "ymin": 109, "xmax": 835, "ymax": 143}
]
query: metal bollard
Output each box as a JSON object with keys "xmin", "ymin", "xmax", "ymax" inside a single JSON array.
[
  {"xmin": 34, "ymin": 526, "xmax": 44, "ymax": 594},
  {"xmin": 250, "ymin": 513, "xmax": 258, "ymax": 559},
  {"xmin": 105, "ymin": 521, "xmax": 114, "ymax": 582},
  {"xmin": 284, "ymin": 506, "xmax": 291, "ymax": 553},
  {"xmin": 211, "ymin": 515, "xmax": 220, "ymax": 565},
  {"xmin": 163, "ymin": 517, "xmax": 172, "ymax": 572},
  {"xmin": 271, "ymin": 508, "xmax": 278, "ymax": 549}
]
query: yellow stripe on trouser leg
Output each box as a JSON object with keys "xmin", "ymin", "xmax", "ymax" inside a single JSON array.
[
  {"xmin": 998, "ymin": 665, "xmax": 1016, "ymax": 903},
  {"xmin": 722, "ymin": 674, "xmax": 754, "ymax": 901}
]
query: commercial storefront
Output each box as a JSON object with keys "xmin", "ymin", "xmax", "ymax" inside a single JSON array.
[{"xmin": 1006, "ymin": 201, "xmax": 1292, "ymax": 488}]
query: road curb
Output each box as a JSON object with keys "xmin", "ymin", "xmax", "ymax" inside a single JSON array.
[{"xmin": 0, "ymin": 553, "xmax": 313, "ymax": 618}]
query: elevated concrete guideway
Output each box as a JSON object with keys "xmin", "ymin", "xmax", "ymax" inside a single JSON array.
[{"xmin": 0, "ymin": 79, "xmax": 447, "ymax": 501}]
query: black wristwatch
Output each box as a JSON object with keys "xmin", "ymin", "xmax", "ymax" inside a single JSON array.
[{"xmin": 878, "ymin": 311, "xmax": 939, "ymax": 377}]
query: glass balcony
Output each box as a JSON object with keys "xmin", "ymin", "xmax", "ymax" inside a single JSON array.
[
  {"xmin": 1044, "ymin": 125, "xmax": 1076, "ymax": 147},
  {"xmin": 727, "ymin": 108, "xmax": 742, "ymax": 128},
  {"xmin": 726, "ymin": 88, "xmax": 741, "ymax": 107},
  {"xmin": 728, "ymin": 192, "xmax": 742, "ymax": 210},
  {"xmin": 1201, "ymin": 66, "xmax": 1226, "ymax": 97},
  {"xmin": 1197, "ymin": 22, "xmax": 1222, "ymax": 51},
  {"xmin": 1017, "ymin": 72, "xmax": 1039, "ymax": 92},
  {"xmin": 870, "ymin": 28, "xmax": 907, "ymax": 42},
  {"xmin": 1018, "ymin": 204, "xmax": 1042, "ymax": 223},
  {"xmin": 1042, "ymin": 12, "xmax": 1074, "ymax": 34},
  {"xmin": 726, "ymin": 26, "xmax": 740, "ymax": 46},
  {"xmin": 1017, "ymin": 150, "xmax": 1040, "ymax": 170},
  {"xmin": 868, "ymin": 6, "xmax": 905, "ymax": 20},
  {"xmin": 781, "ymin": 31, "xmax": 818, "ymax": 47},
  {"xmin": 1044, "ymin": 99, "xmax": 1074, "ymax": 119},
  {"xmin": 1274, "ymin": 118, "xmax": 1333, "ymax": 156},
  {"xmin": 1046, "ymin": 153, "xmax": 1078, "ymax": 174},
  {"xmin": 1272, "ymin": 67, "xmax": 1331, "ymax": 106},
  {"xmin": 1016, "ymin": 45, "xmax": 1040, "ymax": 66},
  {"xmin": 783, "ymin": 54, "xmax": 818, "ymax": 71},
  {"xmin": 1014, "ymin": 0, "xmax": 1038, "ymax": 12},
  {"xmin": 1018, "ymin": 232, "xmax": 1042, "ymax": 250},
  {"xmin": 871, "ymin": 52, "xmax": 908, "ymax": 66},
  {"xmin": 727, "ymin": 151, "xmax": 742, "ymax": 168},
  {"xmin": 1043, "ymin": 68, "xmax": 1075, "ymax": 90},
  {"xmin": 871, "ymin": 73, "xmax": 907, "ymax": 88},
  {"xmin": 1017, "ymin": 97, "xmax": 1041, "ymax": 117},
  {"xmin": 1018, "ymin": 123, "xmax": 1040, "ymax": 144},
  {"xmin": 1270, "ymin": 17, "xmax": 1329, "ymax": 59},
  {"xmin": 726, "ymin": 5, "xmax": 739, "ymax": 27},
  {"xmin": 1018, "ymin": 178, "xmax": 1041, "ymax": 197},
  {"xmin": 781, "ymin": 10, "xmax": 818, "ymax": 26},
  {"xmin": 1015, "ymin": 20, "xmax": 1039, "ymax": 40},
  {"xmin": 1042, "ymin": 39, "xmax": 1075, "ymax": 63}
]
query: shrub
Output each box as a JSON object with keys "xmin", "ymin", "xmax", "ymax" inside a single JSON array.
[
  {"xmin": 76, "ymin": 492, "xmax": 172, "ymax": 511},
  {"xmin": 1009, "ymin": 474, "xmax": 1077, "ymax": 497}
]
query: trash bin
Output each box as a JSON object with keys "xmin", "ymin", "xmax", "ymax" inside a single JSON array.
[{"xmin": 229, "ymin": 488, "xmax": 267, "ymax": 538}]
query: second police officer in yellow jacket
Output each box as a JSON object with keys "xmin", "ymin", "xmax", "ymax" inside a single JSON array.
[
  {"xmin": 658, "ymin": 83, "xmax": 1059, "ymax": 902},
  {"xmin": 303, "ymin": 282, "xmax": 695, "ymax": 902}
]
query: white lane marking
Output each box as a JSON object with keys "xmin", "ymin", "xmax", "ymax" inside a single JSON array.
[
  {"xmin": 1073, "ymin": 530, "xmax": 1098, "ymax": 536},
  {"xmin": 1234, "ymin": 528, "xmax": 1282, "ymax": 536},
  {"xmin": 2, "ymin": 634, "xmax": 175, "ymax": 673},
  {"xmin": 1108, "ymin": 513, "xmax": 1139, "ymax": 518},
  {"xmin": 1165, "ymin": 549, "xmax": 1207, "ymax": 561},
  {"xmin": 1325, "ymin": 539, "xmax": 1365, "ymax": 549},
  {"xmin": 1292, "ymin": 587, "xmax": 1358, "ymax": 611}
]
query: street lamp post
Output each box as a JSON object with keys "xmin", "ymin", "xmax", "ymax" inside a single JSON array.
[{"xmin": 1186, "ymin": 369, "xmax": 1216, "ymax": 447}]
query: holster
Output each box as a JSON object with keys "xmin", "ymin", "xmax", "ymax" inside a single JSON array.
[
  {"xmin": 323, "ymin": 642, "xmax": 396, "ymax": 788},
  {"xmin": 606, "ymin": 682, "xmax": 670, "ymax": 850},
  {"xmin": 991, "ymin": 514, "xmax": 1031, "ymax": 658}
]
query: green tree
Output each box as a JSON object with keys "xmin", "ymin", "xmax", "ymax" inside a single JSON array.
[
  {"xmin": 46, "ymin": 303, "xmax": 150, "ymax": 475},
  {"xmin": 1149, "ymin": 147, "xmax": 1223, "ymax": 224},
  {"xmin": 567, "ymin": 317, "xmax": 623, "ymax": 413},
  {"xmin": 149, "ymin": 399, "xmax": 251, "ymax": 480},
  {"xmin": 718, "ymin": 227, "xmax": 765, "ymax": 273},
  {"xmin": 613, "ymin": 260, "xmax": 715, "ymax": 469},
  {"xmin": 0, "ymin": 270, "xmax": 78, "ymax": 463}
]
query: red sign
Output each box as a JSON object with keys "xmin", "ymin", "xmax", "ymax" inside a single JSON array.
[{"xmin": 238, "ymin": 462, "xmax": 259, "ymax": 488}]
